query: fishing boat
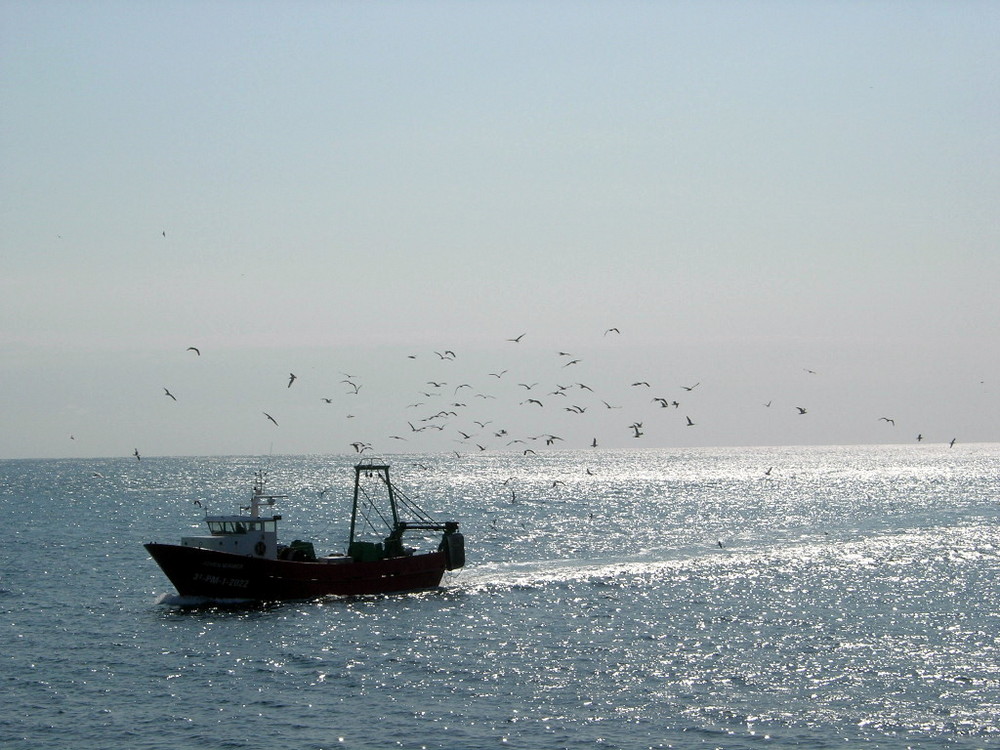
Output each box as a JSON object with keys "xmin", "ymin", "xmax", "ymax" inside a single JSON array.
[{"xmin": 145, "ymin": 461, "xmax": 464, "ymax": 601}]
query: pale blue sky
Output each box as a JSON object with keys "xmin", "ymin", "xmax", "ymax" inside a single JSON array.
[{"xmin": 2, "ymin": 1, "xmax": 997, "ymax": 459}]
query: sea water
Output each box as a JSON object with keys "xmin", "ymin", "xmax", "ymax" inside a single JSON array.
[{"xmin": 2, "ymin": 444, "xmax": 998, "ymax": 749}]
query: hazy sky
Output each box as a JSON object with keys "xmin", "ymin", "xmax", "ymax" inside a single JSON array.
[{"xmin": 2, "ymin": 1, "xmax": 997, "ymax": 460}]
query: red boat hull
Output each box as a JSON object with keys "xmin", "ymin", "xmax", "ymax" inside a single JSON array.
[{"xmin": 145, "ymin": 543, "xmax": 448, "ymax": 600}]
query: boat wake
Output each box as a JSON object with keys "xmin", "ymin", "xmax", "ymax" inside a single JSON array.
[{"xmin": 154, "ymin": 592, "xmax": 257, "ymax": 608}]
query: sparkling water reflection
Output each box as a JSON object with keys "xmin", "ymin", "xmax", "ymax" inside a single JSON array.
[{"xmin": 2, "ymin": 444, "xmax": 999, "ymax": 749}]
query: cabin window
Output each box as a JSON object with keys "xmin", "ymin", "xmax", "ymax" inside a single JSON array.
[{"xmin": 207, "ymin": 519, "xmax": 277, "ymax": 535}]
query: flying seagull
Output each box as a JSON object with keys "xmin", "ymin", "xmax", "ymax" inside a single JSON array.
[
  {"xmin": 287, "ymin": 373, "xmax": 297, "ymax": 388},
  {"xmin": 163, "ymin": 388, "xmax": 176, "ymax": 401},
  {"xmin": 263, "ymin": 412, "xmax": 279, "ymax": 426},
  {"xmin": 604, "ymin": 327, "xmax": 620, "ymax": 335},
  {"xmin": 507, "ymin": 333, "xmax": 526, "ymax": 343},
  {"xmin": 186, "ymin": 346, "xmax": 200, "ymax": 356},
  {"xmin": 796, "ymin": 406, "xmax": 808, "ymax": 415},
  {"xmin": 133, "ymin": 448, "xmax": 141, "ymax": 461},
  {"xmin": 879, "ymin": 417, "xmax": 895, "ymax": 426},
  {"xmin": 685, "ymin": 416, "xmax": 695, "ymax": 427}
]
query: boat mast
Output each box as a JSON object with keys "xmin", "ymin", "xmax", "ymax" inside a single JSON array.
[
  {"xmin": 250, "ymin": 469, "xmax": 285, "ymax": 519},
  {"xmin": 349, "ymin": 462, "xmax": 400, "ymax": 546}
]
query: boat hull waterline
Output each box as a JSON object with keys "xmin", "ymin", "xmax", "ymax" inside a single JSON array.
[{"xmin": 146, "ymin": 543, "xmax": 451, "ymax": 600}]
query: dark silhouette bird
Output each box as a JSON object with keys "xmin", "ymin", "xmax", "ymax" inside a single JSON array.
[
  {"xmin": 604, "ymin": 327, "xmax": 620, "ymax": 335},
  {"xmin": 163, "ymin": 388, "xmax": 176, "ymax": 401},
  {"xmin": 632, "ymin": 381, "xmax": 650, "ymax": 388},
  {"xmin": 263, "ymin": 412, "xmax": 279, "ymax": 426},
  {"xmin": 186, "ymin": 346, "xmax": 200, "ymax": 356},
  {"xmin": 685, "ymin": 416, "xmax": 695, "ymax": 427},
  {"xmin": 350, "ymin": 441, "xmax": 372, "ymax": 453},
  {"xmin": 507, "ymin": 333, "xmax": 526, "ymax": 343},
  {"xmin": 591, "ymin": 438, "xmax": 598, "ymax": 447},
  {"xmin": 652, "ymin": 397, "xmax": 669, "ymax": 407},
  {"xmin": 917, "ymin": 434, "xmax": 923, "ymax": 442},
  {"xmin": 949, "ymin": 438, "xmax": 956, "ymax": 448},
  {"xmin": 682, "ymin": 382, "xmax": 700, "ymax": 391},
  {"xmin": 879, "ymin": 417, "xmax": 895, "ymax": 426},
  {"xmin": 562, "ymin": 359, "xmax": 581, "ymax": 367},
  {"xmin": 796, "ymin": 407, "xmax": 808, "ymax": 415},
  {"xmin": 133, "ymin": 448, "xmax": 141, "ymax": 460},
  {"xmin": 522, "ymin": 399, "xmax": 543, "ymax": 407},
  {"xmin": 287, "ymin": 373, "xmax": 297, "ymax": 388}
]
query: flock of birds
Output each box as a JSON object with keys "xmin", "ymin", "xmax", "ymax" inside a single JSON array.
[{"xmin": 125, "ymin": 328, "xmax": 960, "ymax": 464}]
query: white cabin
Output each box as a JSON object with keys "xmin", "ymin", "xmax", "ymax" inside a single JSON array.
[
  {"xmin": 181, "ymin": 514, "xmax": 280, "ymax": 557},
  {"xmin": 181, "ymin": 471, "xmax": 285, "ymax": 558}
]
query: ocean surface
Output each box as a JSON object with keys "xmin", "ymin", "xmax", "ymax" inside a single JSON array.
[{"xmin": 2, "ymin": 444, "xmax": 999, "ymax": 749}]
